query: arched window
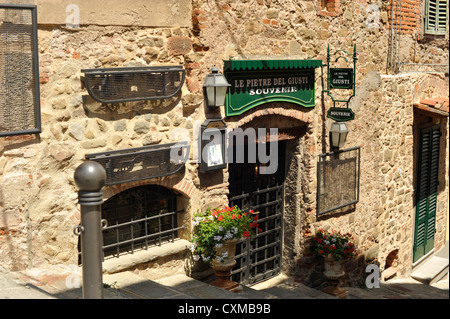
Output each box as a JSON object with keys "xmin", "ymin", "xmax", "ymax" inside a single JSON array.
[{"xmin": 101, "ymin": 185, "xmax": 184, "ymax": 258}]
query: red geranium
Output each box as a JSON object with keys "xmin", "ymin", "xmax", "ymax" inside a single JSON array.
[
  {"xmin": 191, "ymin": 206, "xmax": 260, "ymax": 264},
  {"xmin": 311, "ymin": 229, "xmax": 358, "ymax": 261}
]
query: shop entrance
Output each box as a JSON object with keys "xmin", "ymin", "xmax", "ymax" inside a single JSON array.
[{"xmin": 228, "ymin": 140, "xmax": 286, "ymax": 285}]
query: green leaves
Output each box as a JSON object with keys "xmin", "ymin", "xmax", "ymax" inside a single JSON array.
[
  {"xmin": 311, "ymin": 229, "xmax": 358, "ymax": 261},
  {"xmin": 190, "ymin": 205, "xmax": 258, "ymax": 264}
]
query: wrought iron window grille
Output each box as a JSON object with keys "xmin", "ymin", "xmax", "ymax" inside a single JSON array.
[
  {"xmin": 86, "ymin": 141, "xmax": 190, "ymax": 186},
  {"xmin": 81, "ymin": 66, "xmax": 186, "ymax": 104},
  {"xmin": 0, "ymin": 4, "xmax": 41, "ymax": 137},
  {"xmin": 77, "ymin": 185, "xmax": 185, "ymax": 261},
  {"xmin": 317, "ymin": 146, "xmax": 360, "ymax": 216}
]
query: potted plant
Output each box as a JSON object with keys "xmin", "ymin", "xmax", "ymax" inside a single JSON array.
[
  {"xmin": 190, "ymin": 205, "xmax": 260, "ymax": 291},
  {"xmin": 311, "ymin": 228, "xmax": 358, "ymax": 298}
]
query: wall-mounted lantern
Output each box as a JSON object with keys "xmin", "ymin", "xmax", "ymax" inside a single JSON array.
[
  {"xmin": 199, "ymin": 119, "xmax": 227, "ymax": 173},
  {"xmin": 330, "ymin": 122, "xmax": 349, "ymax": 149},
  {"xmin": 203, "ymin": 65, "xmax": 231, "ymax": 109}
]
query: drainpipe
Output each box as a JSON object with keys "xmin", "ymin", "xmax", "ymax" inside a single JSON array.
[{"xmin": 74, "ymin": 161, "xmax": 107, "ymax": 299}]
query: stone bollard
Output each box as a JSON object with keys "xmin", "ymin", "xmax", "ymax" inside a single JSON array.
[{"xmin": 74, "ymin": 161, "xmax": 107, "ymax": 299}]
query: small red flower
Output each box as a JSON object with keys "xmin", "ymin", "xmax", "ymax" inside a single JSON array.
[
  {"xmin": 232, "ymin": 214, "xmax": 236, "ymax": 219},
  {"xmin": 243, "ymin": 231, "xmax": 250, "ymax": 238},
  {"xmin": 253, "ymin": 215, "xmax": 258, "ymax": 221},
  {"xmin": 258, "ymin": 228, "xmax": 263, "ymax": 234},
  {"xmin": 237, "ymin": 214, "xmax": 242, "ymax": 219},
  {"xmin": 249, "ymin": 210, "xmax": 254, "ymax": 214},
  {"xmin": 218, "ymin": 216, "xmax": 223, "ymax": 221}
]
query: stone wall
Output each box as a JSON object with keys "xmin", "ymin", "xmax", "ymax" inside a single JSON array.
[
  {"xmin": 295, "ymin": 71, "xmax": 448, "ymax": 287},
  {"xmin": 0, "ymin": 0, "xmax": 448, "ymax": 287},
  {"xmin": 0, "ymin": 6, "xmax": 202, "ymax": 269}
]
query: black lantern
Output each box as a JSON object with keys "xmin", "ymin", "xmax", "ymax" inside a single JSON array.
[
  {"xmin": 330, "ymin": 122, "xmax": 349, "ymax": 149},
  {"xmin": 203, "ymin": 65, "xmax": 231, "ymax": 108}
]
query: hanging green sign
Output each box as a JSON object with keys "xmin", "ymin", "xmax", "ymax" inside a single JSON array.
[
  {"xmin": 325, "ymin": 45, "xmax": 358, "ymax": 122},
  {"xmin": 224, "ymin": 60, "xmax": 322, "ymax": 117},
  {"xmin": 327, "ymin": 107, "xmax": 355, "ymax": 122},
  {"xmin": 329, "ymin": 68, "xmax": 353, "ymax": 89}
]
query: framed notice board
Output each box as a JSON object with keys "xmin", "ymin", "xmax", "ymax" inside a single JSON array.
[{"xmin": 0, "ymin": 4, "xmax": 41, "ymax": 137}]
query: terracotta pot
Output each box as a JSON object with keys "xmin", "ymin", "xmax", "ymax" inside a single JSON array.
[
  {"xmin": 210, "ymin": 239, "xmax": 241, "ymax": 292},
  {"xmin": 323, "ymin": 255, "xmax": 345, "ymax": 280},
  {"xmin": 322, "ymin": 255, "xmax": 348, "ymax": 298},
  {"xmin": 212, "ymin": 239, "xmax": 238, "ymax": 270}
]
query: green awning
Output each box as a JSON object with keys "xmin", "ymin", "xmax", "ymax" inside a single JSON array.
[{"xmin": 224, "ymin": 59, "xmax": 323, "ymax": 71}]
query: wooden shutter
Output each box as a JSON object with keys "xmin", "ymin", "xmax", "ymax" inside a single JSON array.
[
  {"xmin": 414, "ymin": 125, "xmax": 441, "ymax": 262},
  {"xmin": 425, "ymin": 0, "xmax": 448, "ymax": 35}
]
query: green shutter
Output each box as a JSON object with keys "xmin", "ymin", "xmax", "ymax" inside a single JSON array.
[
  {"xmin": 413, "ymin": 125, "xmax": 441, "ymax": 262},
  {"xmin": 425, "ymin": 0, "xmax": 448, "ymax": 35}
]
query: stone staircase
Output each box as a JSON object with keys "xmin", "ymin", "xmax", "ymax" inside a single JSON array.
[
  {"xmin": 411, "ymin": 241, "xmax": 449, "ymax": 285},
  {"xmin": 102, "ymin": 272, "xmax": 336, "ymax": 299},
  {"xmin": 6, "ymin": 266, "xmax": 448, "ymax": 299}
]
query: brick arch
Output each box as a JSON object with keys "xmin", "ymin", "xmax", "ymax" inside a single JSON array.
[
  {"xmin": 71, "ymin": 176, "xmax": 198, "ymax": 226},
  {"xmin": 226, "ymin": 102, "xmax": 312, "ymax": 130},
  {"xmin": 412, "ymin": 74, "xmax": 449, "ymax": 103},
  {"xmin": 102, "ymin": 176, "xmax": 198, "ymax": 201}
]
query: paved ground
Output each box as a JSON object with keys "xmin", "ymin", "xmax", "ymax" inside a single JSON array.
[{"xmin": 1, "ymin": 266, "xmax": 448, "ymax": 300}]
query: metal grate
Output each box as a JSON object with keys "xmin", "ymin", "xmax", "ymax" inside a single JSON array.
[
  {"xmin": 228, "ymin": 141, "xmax": 285, "ymax": 285},
  {"xmin": 0, "ymin": 4, "xmax": 41, "ymax": 137},
  {"xmin": 82, "ymin": 66, "xmax": 185, "ymax": 103},
  {"xmin": 86, "ymin": 142, "xmax": 190, "ymax": 186},
  {"xmin": 101, "ymin": 185, "xmax": 184, "ymax": 258},
  {"xmin": 317, "ymin": 146, "xmax": 360, "ymax": 216}
]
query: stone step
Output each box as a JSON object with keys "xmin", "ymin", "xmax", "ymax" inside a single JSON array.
[
  {"xmin": 412, "ymin": 241, "xmax": 449, "ymax": 285},
  {"xmin": 411, "ymin": 256, "xmax": 449, "ymax": 285},
  {"xmin": 104, "ymin": 272, "xmax": 276, "ymax": 299},
  {"xmin": 155, "ymin": 274, "xmax": 277, "ymax": 299},
  {"xmin": 251, "ymin": 274, "xmax": 336, "ymax": 299},
  {"xmin": 104, "ymin": 272, "xmax": 332, "ymax": 299}
]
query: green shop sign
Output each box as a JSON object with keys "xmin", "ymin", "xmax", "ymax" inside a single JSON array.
[
  {"xmin": 327, "ymin": 107, "xmax": 355, "ymax": 122},
  {"xmin": 224, "ymin": 59, "xmax": 322, "ymax": 117},
  {"xmin": 329, "ymin": 68, "xmax": 353, "ymax": 89}
]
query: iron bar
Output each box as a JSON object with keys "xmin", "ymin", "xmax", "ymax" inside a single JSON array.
[
  {"xmin": 102, "ymin": 226, "xmax": 186, "ymax": 251},
  {"xmin": 86, "ymin": 142, "xmax": 189, "ymax": 186},
  {"xmin": 101, "ymin": 185, "xmax": 183, "ymax": 258},
  {"xmin": 82, "ymin": 66, "xmax": 185, "ymax": 103},
  {"xmin": 317, "ymin": 146, "xmax": 360, "ymax": 216}
]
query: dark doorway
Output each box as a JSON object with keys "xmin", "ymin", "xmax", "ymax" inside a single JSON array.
[{"xmin": 228, "ymin": 140, "xmax": 286, "ymax": 285}]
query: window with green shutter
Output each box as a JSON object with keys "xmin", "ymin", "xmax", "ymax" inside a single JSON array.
[
  {"xmin": 424, "ymin": 0, "xmax": 448, "ymax": 35},
  {"xmin": 413, "ymin": 124, "xmax": 441, "ymax": 263}
]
